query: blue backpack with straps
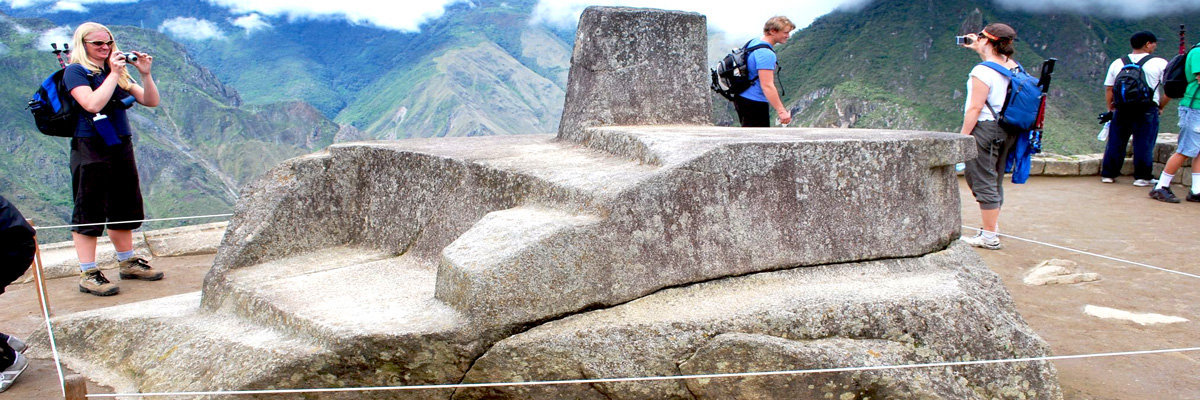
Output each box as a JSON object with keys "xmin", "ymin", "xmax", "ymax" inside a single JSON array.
[{"xmin": 979, "ymin": 61, "xmax": 1044, "ymax": 132}]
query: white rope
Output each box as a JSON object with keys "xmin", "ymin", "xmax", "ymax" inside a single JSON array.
[
  {"xmin": 33, "ymin": 214, "xmax": 234, "ymax": 230},
  {"xmin": 83, "ymin": 346, "xmax": 1200, "ymax": 398},
  {"xmin": 32, "ymin": 251, "xmax": 68, "ymax": 396},
  {"xmin": 961, "ymin": 226, "xmax": 1200, "ymax": 280}
]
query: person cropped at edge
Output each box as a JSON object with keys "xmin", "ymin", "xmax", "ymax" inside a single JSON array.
[
  {"xmin": 64, "ymin": 22, "xmax": 163, "ymax": 296},
  {"xmin": 958, "ymin": 24, "xmax": 1021, "ymax": 251},
  {"xmin": 735, "ymin": 16, "xmax": 795, "ymax": 127},
  {"xmin": 0, "ymin": 195, "xmax": 36, "ymax": 392},
  {"xmin": 1150, "ymin": 41, "xmax": 1200, "ymax": 203},
  {"xmin": 1100, "ymin": 31, "xmax": 1169, "ymax": 187}
]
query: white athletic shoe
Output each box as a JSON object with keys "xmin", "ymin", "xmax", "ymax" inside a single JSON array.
[
  {"xmin": 1101, "ymin": 177, "xmax": 1115, "ymax": 183},
  {"xmin": 961, "ymin": 232, "xmax": 1003, "ymax": 250},
  {"xmin": 1133, "ymin": 179, "xmax": 1152, "ymax": 187}
]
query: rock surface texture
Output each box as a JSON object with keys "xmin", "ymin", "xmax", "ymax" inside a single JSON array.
[
  {"xmin": 557, "ymin": 7, "xmax": 711, "ymax": 142},
  {"xmin": 34, "ymin": 6, "xmax": 1061, "ymax": 400}
]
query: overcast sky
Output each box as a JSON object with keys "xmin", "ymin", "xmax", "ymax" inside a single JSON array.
[{"xmin": 5, "ymin": 0, "xmax": 1200, "ymax": 39}]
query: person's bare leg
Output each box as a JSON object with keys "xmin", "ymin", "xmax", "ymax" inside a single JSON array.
[{"xmin": 71, "ymin": 232, "xmax": 98, "ymax": 264}]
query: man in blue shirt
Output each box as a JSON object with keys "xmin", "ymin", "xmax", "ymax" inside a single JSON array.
[{"xmin": 735, "ymin": 16, "xmax": 795, "ymax": 127}]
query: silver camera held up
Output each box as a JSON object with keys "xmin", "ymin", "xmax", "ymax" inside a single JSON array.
[
  {"xmin": 122, "ymin": 52, "xmax": 138, "ymax": 63},
  {"xmin": 955, "ymin": 35, "xmax": 974, "ymax": 46}
]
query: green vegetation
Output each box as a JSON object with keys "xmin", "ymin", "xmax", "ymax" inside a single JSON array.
[{"xmin": 774, "ymin": 0, "xmax": 1195, "ymax": 155}]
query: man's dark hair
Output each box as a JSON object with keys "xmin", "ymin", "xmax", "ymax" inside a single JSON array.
[{"xmin": 1130, "ymin": 31, "xmax": 1157, "ymax": 49}]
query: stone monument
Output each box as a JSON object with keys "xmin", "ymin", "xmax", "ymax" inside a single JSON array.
[{"xmin": 34, "ymin": 6, "xmax": 1061, "ymax": 399}]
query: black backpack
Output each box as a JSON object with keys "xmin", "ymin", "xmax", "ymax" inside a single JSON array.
[
  {"xmin": 27, "ymin": 67, "xmax": 78, "ymax": 137},
  {"xmin": 1163, "ymin": 45, "xmax": 1198, "ymax": 99},
  {"xmin": 711, "ymin": 40, "xmax": 773, "ymax": 100},
  {"xmin": 1111, "ymin": 56, "xmax": 1159, "ymax": 108}
]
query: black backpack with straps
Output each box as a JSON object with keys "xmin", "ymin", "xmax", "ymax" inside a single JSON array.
[
  {"xmin": 1111, "ymin": 55, "xmax": 1160, "ymax": 108},
  {"xmin": 711, "ymin": 40, "xmax": 774, "ymax": 100},
  {"xmin": 1164, "ymin": 44, "xmax": 1198, "ymax": 99}
]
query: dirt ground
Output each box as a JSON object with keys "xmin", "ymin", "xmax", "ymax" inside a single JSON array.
[{"xmin": 1, "ymin": 175, "xmax": 1199, "ymax": 399}]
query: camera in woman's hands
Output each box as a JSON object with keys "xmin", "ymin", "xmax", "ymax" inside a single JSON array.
[{"xmin": 122, "ymin": 52, "xmax": 138, "ymax": 63}]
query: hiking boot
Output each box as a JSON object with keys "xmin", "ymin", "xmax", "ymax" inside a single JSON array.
[
  {"xmin": 118, "ymin": 257, "xmax": 163, "ymax": 281},
  {"xmin": 1133, "ymin": 179, "xmax": 1153, "ymax": 187},
  {"xmin": 1187, "ymin": 192, "xmax": 1200, "ymax": 203},
  {"xmin": 961, "ymin": 232, "xmax": 1002, "ymax": 250},
  {"xmin": 79, "ymin": 270, "xmax": 119, "ymax": 296},
  {"xmin": 0, "ymin": 352, "xmax": 28, "ymax": 393},
  {"xmin": 1149, "ymin": 187, "xmax": 1181, "ymax": 203},
  {"xmin": 0, "ymin": 334, "xmax": 25, "ymax": 354}
]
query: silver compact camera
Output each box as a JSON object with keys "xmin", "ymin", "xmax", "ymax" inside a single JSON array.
[
  {"xmin": 122, "ymin": 52, "xmax": 138, "ymax": 63},
  {"xmin": 955, "ymin": 35, "xmax": 974, "ymax": 46}
]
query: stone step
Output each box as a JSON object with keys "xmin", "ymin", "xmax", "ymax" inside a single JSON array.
[
  {"xmin": 205, "ymin": 246, "xmax": 467, "ymax": 347},
  {"xmin": 35, "ymin": 292, "xmax": 335, "ymax": 394},
  {"xmin": 341, "ymin": 135, "xmax": 661, "ymax": 201}
]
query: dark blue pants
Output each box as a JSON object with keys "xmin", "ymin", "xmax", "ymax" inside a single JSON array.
[{"xmin": 1101, "ymin": 107, "xmax": 1159, "ymax": 180}]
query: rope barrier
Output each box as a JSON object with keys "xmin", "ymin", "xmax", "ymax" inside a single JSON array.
[
  {"xmin": 961, "ymin": 226, "xmax": 1200, "ymax": 280},
  {"xmin": 33, "ymin": 214, "xmax": 233, "ymax": 230},
  {"xmin": 82, "ymin": 346, "xmax": 1200, "ymax": 398}
]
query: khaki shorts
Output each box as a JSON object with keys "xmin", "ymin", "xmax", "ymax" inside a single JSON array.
[{"xmin": 964, "ymin": 121, "xmax": 1017, "ymax": 210}]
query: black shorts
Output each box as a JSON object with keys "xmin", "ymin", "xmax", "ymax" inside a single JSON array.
[
  {"xmin": 734, "ymin": 96, "xmax": 770, "ymax": 127},
  {"xmin": 70, "ymin": 136, "xmax": 144, "ymax": 237}
]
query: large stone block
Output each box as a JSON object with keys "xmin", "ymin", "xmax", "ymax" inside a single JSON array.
[
  {"xmin": 1079, "ymin": 154, "xmax": 1102, "ymax": 175},
  {"xmin": 454, "ymin": 244, "xmax": 1061, "ymax": 399},
  {"xmin": 557, "ymin": 7, "xmax": 711, "ymax": 142},
  {"xmin": 1042, "ymin": 158, "xmax": 1080, "ymax": 176}
]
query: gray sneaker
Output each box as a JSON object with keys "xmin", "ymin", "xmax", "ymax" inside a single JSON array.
[
  {"xmin": 1133, "ymin": 179, "xmax": 1153, "ymax": 187},
  {"xmin": 79, "ymin": 269, "xmax": 119, "ymax": 296},
  {"xmin": 0, "ymin": 353, "xmax": 28, "ymax": 393},
  {"xmin": 961, "ymin": 232, "xmax": 1003, "ymax": 250},
  {"xmin": 118, "ymin": 257, "xmax": 163, "ymax": 281},
  {"xmin": 0, "ymin": 334, "xmax": 25, "ymax": 354}
]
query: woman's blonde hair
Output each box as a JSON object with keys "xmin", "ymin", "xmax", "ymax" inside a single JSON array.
[{"xmin": 69, "ymin": 22, "xmax": 134, "ymax": 90}]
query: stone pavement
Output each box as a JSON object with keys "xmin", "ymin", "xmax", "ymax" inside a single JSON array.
[{"xmin": 959, "ymin": 175, "xmax": 1200, "ymax": 400}]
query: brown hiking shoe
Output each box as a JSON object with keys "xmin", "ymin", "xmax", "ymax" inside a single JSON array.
[
  {"xmin": 79, "ymin": 270, "xmax": 119, "ymax": 296},
  {"xmin": 118, "ymin": 257, "xmax": 164, "ymax": 281}
]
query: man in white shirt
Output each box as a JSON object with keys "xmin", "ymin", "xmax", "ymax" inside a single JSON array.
[{"xmin": 1100, "ymin": 31, "xmax": 1171, "ymax": 187}]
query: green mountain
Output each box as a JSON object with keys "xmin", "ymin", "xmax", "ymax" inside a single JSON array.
[
  {"xmin": 3, "ymin": 0, "xmax": 572, "ymax": 140},
  {"xmin": 0, "ymin": 16, "xmax": 340, "ymax": 242},
  {"xmin": 773, "ymin": 0, "xmax": 1197, "ymax": 155}
]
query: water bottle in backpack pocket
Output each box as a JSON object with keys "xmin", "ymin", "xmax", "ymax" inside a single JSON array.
[{"xmin": 1111, "ymin": 56, "xmax": 1159, "ymax": 108}]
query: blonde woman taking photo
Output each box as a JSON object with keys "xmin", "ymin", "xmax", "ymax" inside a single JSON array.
[{"xmin": 64, "ymin": 22, "xmax": 162, "ymax": 296}]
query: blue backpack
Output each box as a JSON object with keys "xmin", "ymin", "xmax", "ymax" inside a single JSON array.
[
  {"xmin": 26, "ymin": 67, "xmax": 78, "ymax": 138},
  {"xmin": 979, "ymin": 61, "xmax": 1044, "ymax": 132}
]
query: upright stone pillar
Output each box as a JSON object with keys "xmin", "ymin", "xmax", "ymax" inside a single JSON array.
[{"xmin": 557, "ymin": 7, "xmax": 712, "ymax": 143}]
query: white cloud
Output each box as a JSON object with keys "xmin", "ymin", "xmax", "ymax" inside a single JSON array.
[
  {"xmin": 36, "ymin": 26, "xmax": 73, "ymax": 52},
  {"xmin": 531, "ymin": 0, "xmax": 871, "ymax": 39},
  {"xmin": 51, "ymin": 1, "xmax": 86, "ymax": 12},
  {"xmin": 204, "ymin": 0, "xmax": 465, "ymax": 32},
  {"xmin": 995, "ymin": 0, "xmax": 1200, "ymax": 18},
  {"xmin": 231, "ymin": 13, "xmax": 271, "ymax": 34},
  {"xmin": 0, "ymin": 0, "xmax": 137, "ymax": 10},
  {"xmin": 159, "ymin": 17, "xmax": 224, "ymax": 41}
]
